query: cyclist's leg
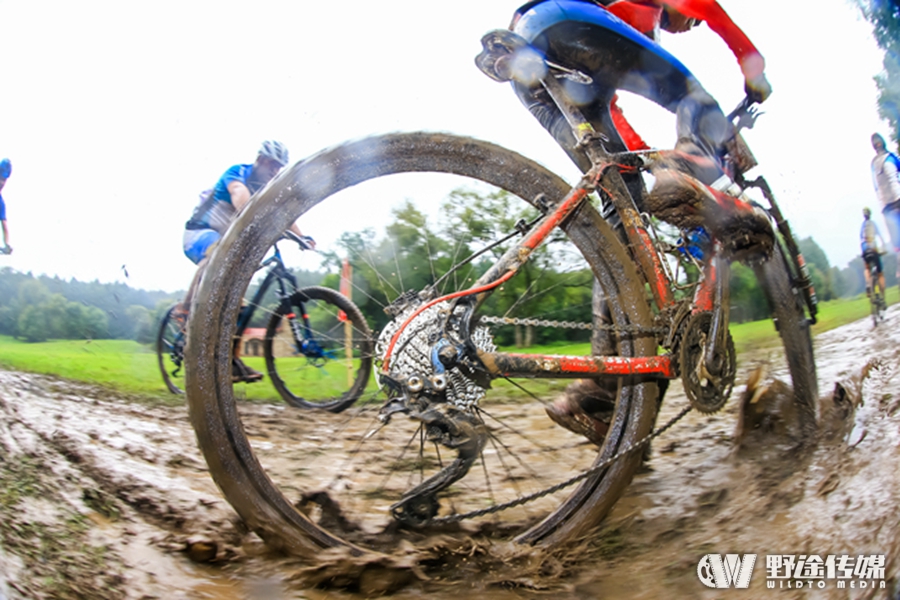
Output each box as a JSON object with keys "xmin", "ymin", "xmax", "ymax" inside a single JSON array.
[
  {"xmin": 863, "ymin": 255, "xmax": 874, "ymax": 295},
  {"xmin": 876, "ymin": 254, "xmax": 887, "ymax": 298},
  {"xmin": 182, "ymin": 228, "xmax": 220, "ymax": 312},
  {"xmin": 884, "ymin": 203, "xmax": 900, "ymax": 286}
]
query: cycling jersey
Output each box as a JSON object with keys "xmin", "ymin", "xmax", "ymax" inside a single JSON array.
[
  {"xmin": 871, "ymin": 150, "xmax": 900, "ymax": 210},
  {"xmin": 0, "ymin": 194, "xmax": 5, "ymax": 222},
  {"xmin": 860, "ymin": 218, "xmax": 882, "ymax": 254},
  {"xmin": 186, "ymin": 164, "xmax": 266, "ymax": 233}
]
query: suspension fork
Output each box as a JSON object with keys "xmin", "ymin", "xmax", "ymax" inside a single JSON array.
[
  {"xmin": 700, "ymin": 250, "xmax": 731, "ymax": 377},
  {"xmin": 743, "ymin": 175, "xmax": 818, "ymax": 324}
]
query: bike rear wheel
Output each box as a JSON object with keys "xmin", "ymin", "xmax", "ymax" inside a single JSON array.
[
  {"xmin": 264, "ymin": 286, "xmax": 373, "ymax": 412},
  {"xmin": 753, "ymin": 241, "xmax": 818, "ymax": 431},
  {"xmin": 156, "ymin": 304, "xmax": 186, "ymax": 395},
  {"xmin": 185, "ymin": 133, "xmax": 660, "ymax": 556}
]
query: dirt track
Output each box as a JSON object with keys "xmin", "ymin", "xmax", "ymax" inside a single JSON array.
[{"xmin": 1, "ymin": 304, "xmax": 900, "ymax": 599}]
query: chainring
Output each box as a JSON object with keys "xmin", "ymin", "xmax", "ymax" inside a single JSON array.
[{"xmin": 679, "ymin": 311, "xmax": 735, "ymax": 414}]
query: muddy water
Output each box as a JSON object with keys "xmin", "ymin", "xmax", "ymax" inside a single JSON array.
[{"xmin": 1, "ymin": 305, "xmax": 899, "ymax": 599}]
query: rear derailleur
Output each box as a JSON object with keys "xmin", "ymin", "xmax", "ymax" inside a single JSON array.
[{"xmin": 379, "ymin": 374, "xmax": 487, "ymax": 527}]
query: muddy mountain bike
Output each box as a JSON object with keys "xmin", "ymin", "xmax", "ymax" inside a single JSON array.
[
  {"xmin": 157, "ymin": 232, "xmax": 373, "ymax": 412},
  {"xmin": 183, "ymin": 27, "xmax": 819, "ymax": 558}
]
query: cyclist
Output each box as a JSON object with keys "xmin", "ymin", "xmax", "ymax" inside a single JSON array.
[
  {"xmin": 0, "ymin": 158, "xmax": 11, "ymax": 255},
  {"xmin": 507, "ymin": 0, "xmax": 774, "ymax": 445},
  {"xmin": 181, "ymin": 140, "xmax": 314, "ymax": 383},
  {"xmin": 870, "ymin": 132, "xmax": 900, "ymax": 287},
  {"xmin": 860, "ymin": 207, "xmax": 887, "ymax": 303}
]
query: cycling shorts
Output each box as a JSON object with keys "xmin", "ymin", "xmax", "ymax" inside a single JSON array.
[
  {"xmin": 863, "ymin": 250, "xmax": 883, "ymax": 275},
  {"xmin": 183, "ymin": 228, "xmax": 220, "ymax": 265},
  {"xmin": 883, "ymin": 201, "xmax": 900, "ymax": 252}
]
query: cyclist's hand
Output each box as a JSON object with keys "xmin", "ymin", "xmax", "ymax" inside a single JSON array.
[
  {"xmin": 1, "ymin": 245, "xmax": 11, "ymax": 255},
  {"xmin": 744, "ymin": 73, "xmax": 772, "ymax": 104},
  {"xmin": 298, "ymin": 235, "xmax": 316, "ymax": 251}
]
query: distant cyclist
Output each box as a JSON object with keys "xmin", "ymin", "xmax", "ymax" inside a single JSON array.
[
  {"xmin": 871, "ymin": 132, "xmax": 900, "ymax": 287},
  {"xmin": 0, "ymin": 158, "xmax": 12, "ymax": 255},
  {"xmin": 181, "ymin": 140, "xmax": 314, "ymax": 383},
  {"xmin": 861, "ymin": 207, "xmax": 887, "ymax": 302}
]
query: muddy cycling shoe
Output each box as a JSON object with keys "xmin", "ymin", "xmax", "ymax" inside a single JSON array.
[
  {"xmin": 645, "ymin": 169, "xmax": 774, "ymax": 261},
  {"xmin": 545, "ymin": 379, "xmax": 615, "ymax": 446},
  {"xmin": 232, "ymin": 358, "xmax": 264, "ymax": 384}
]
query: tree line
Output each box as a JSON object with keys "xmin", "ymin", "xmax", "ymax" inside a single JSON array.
[
  {"xmin": 0, "ymin": 269, "xmax": 178, "ymax": 343},
  {"xmin": 315, "ymin": 190, "xmax": 877, "ymax": 347},
  {"xmin": 0, "ymin": 188, "xmax": 888, "ymax": 345}
]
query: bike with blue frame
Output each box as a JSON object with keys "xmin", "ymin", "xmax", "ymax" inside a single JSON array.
[{"xmin": 157, "ymin": 232, "xmax": 373, "ymax": 412}]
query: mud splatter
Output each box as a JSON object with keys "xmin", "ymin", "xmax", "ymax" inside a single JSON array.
[{"xmin": 0, "ymin": 304, "xmax": 899, "ymax": 598}]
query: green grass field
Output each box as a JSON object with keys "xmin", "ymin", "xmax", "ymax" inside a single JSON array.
[{"xmin": 0, "ymin": 288, "xmax": 895, "ymax": 404}]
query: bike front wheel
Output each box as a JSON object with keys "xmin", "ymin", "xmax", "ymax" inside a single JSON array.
[
  {"xmin": 156, "ymin": 304, "xmax": 187, "ymax": 395},
  {"xmin": 754, "ymin": 242, "xmax": 818, "ymax": 432},
  {"xmin": 264, "ymin": 286, "xmax": 373, "ymax": 412},
  {"xmin": 185, "ymin": 132, "xmax": 660, "ymax": 557}
]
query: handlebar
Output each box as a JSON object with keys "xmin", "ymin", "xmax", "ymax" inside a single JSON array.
[
  {"xmin": 727, "ymin": 97, "xmax": 763, "ymax": 134},
  {"xmin": 283, "ymin": 230, "xmax": 316, "ymax": 251}
]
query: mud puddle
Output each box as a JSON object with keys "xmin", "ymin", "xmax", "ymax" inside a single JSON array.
[{"xmin": 1, "ymin": 305, "xmax": 899, "ymax": 599}]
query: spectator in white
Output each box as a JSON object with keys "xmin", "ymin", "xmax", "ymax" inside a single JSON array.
[{"xmin": 870, "ymin": 132, "xmax": 900, "ymax": 287}]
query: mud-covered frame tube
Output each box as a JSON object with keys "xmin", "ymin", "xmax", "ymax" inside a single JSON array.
[{"xmin": 381, "ymin": 177, "xmax": 675, "ymax": 380}]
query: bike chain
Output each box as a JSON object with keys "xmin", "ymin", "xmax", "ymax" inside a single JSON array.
[
  {"xmin": 432, "ymin": 404, "xmax": 692, "ymax": 525},
  {"xmin": 478, "ymin": 314, "xmax": 668, "ymax": 336},
  {"xmin": 418, "ymin": 313, "xmax": 677, "ymax": 525}
]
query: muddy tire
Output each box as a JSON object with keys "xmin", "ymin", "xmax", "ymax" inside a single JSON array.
[
  {"xmin": 184, "ymin": 133, "xmax": 660, "ymax": 556},
  {"xmin": 753, "ymin": 242, "xmax": 818, "ymax": 430},
  {"xmin": 156, "ymin": 304, "xmax": 186, "ymax": 395},
  {"xmin": 264, "ymin": 286, "xmax": 373, "ymax": 413}
]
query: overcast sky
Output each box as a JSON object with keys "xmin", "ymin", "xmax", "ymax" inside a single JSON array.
[{"xmin": 0, "ymin": 0, "xmax": 887, "ymax": 293}]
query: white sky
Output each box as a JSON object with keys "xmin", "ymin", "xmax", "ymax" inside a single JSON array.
[{"xmin": 0, "ymin": 0, "xmax": 888, "ymax": 293}]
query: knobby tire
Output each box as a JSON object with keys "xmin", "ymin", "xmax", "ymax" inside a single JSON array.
[
  {"xmin": 753, "ymin": 241, "xmax": 818, "ymax": 432},
  {"xmin": 264, "ymin": 286, "xmax": 373, "ymax": 412}
]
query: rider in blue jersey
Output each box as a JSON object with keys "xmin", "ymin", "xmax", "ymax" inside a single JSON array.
[
  {"xmin": 0, "ymin": 158, "xmax": 12, "ymax": 255},
  {"xmin": 184, "ymin": 141, "xmax": 311, "ymax": 264},
  {"xmin": 181, "ymin": 141, "xmax": 313, "ymax": 383}
]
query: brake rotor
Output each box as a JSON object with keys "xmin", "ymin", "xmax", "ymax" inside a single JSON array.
[{"xmin": 679, "ymin": 311, "xmax": 736, "ymax": 414}]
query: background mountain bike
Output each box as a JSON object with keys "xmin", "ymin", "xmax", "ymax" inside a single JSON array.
[
  {"xmin": 183, "ymin": 29, "xmax": 819, "ymax": 558},
  {"xmin": 157, "ymin": 232, "xmax": 373, "ymax": 412}
]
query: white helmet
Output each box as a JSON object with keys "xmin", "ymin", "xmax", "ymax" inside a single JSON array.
[{"xmin": 259, "ymin": 140, "xmax": 289, "ymax": 166}]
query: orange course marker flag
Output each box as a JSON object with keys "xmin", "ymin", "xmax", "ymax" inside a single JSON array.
[{"xmin": 338, "ymin": 258, "xmax": 352, "ymax": 322}]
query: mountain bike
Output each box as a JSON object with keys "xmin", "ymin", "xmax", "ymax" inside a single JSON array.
[
  {"xmin": 156, "ymin": 232, "xmax": 373, "ymax": 412},
  {"xmin": 865, "ymin": 251, "xmax": 887, "ymax": 326},
  {"xmin": 182, "ymin": 23, "xmax": 819, "ymax": 558}
]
